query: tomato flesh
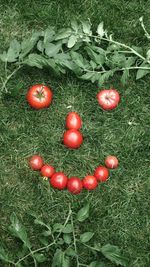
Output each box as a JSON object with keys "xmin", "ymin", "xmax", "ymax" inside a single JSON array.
[
  {"xmin": 26, "ymin": 84, "xmax": 53, "ymax": 109},
  {"xmin": 94, "ymin": 166, "xmax": 109, "ymax": 182},
  {"xmin": 97, "ymin": 89, "xmax": 120, "ymax": 110},
  {"xmin": 67, "ymin": 177, "xmax": 83, "ymax": 194}
]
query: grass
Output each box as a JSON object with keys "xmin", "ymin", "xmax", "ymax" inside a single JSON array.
[{"xmin": 0, "ymin": 0, "xmax": 150, "ymax": 266}]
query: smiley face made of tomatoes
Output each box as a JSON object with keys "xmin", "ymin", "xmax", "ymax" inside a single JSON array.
[{"xmin": 27, "ymin": 84, "xmax": 120, "ymax": 194}]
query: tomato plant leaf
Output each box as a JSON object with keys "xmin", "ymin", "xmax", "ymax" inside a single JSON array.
[
  {"xmin": 89, "ymin": 261, "xmax": 106, "ymax": 267},
  {"xmin": 97, "ymin": 22, "xmax": 105, "ymax": 37},
  {"xmin": 20, "ymin": 31, "xmax": 41, "ymax": 58},
  {"xmin": 37, "ymin": 40, "xmax": 44, "ymax": 52},
  {"xmin": 0, "ymin": 245, "xmax": 13, "ymax": 264},
  {"xmin": 0, "ymin": 51, "xmax": 8, "ymax": 62},
  {"xmin": 34, "ymin": 253, "xmax": 47, "ymax": 263},
  {"xmin": 45, "ymin": 42, "xmax": 62, "ymax": 57},
  {"xmin": 52, "ymin": 249, "xmax": 63, "ymax": 266},
  {"xmin": 71, "ymin": 20, "xmax": 79, "ymax": 32},
  {"xmin": 71, "ymin": 51, "xmax": 88, "ymax": 69},
  {"xmin": 55, "ymin": 28, "xmax": 72, "ymax": 40},
  {"xmin": 81, "ymin": 20, "xmax": 92, "ymax": 35},
  {"xmin": 62, "ymin": 256, "xmax": 70, "ymax": 267},
  {"xmin": 100, "ymin": 244, "xmax": 129, "ymax": 266},
  {"xmin": 62, "ymin": 224, "xmax": 73, "ymax": 234},
  {"xmin": 63, "ymin": 234, "xmax": 72, "ymax": 244},
  {"xmin": 98, "ymin": 70, "xmax": 114, "ymax": 86},
  {"xmin": 146, "ymin": 49, "xmax": 150, "ymax": 61},
  {"xmin": 67, "ymin": 35, "xmax": 78, "ymax": 48},
  {"xmin": 6, "ymin": 39, "xmax": 21, "ymax": 62},
  {"xmin": 42, "ymin": 230, "xmax": 52, "ymax": 236},
  {"xmin": 121, "ymin": 69, "xmax": 129, "ymax": 85},
  {"xmin": 77, "ymin": 203, "xmax": 90, "ymax": 222},
  {"xmin": 53, "ymin": 223, "xmax": 64, "ymax": 232},
  {"xmin": 136, "ymin": 63, "xmax": 150, "ymax": 79},
  {"xmin": 80, "ymin": 232, "xmax": 94, "ymax": 243},
  {"xmin": 9, "ymin": 213, "xmax": 31, "ymax": 249},
  {"xmin": 65, "ymin": 247, "xmax": 76, "ymax": 257},
  {"xmin": 43, "ymin": 27, "xmax": 56, "ymax": 43}
]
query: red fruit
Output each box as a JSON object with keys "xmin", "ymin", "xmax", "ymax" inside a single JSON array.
[
  {"xmin": 50, "ymin": 172, "xmax": 68, "ymax": 190},
  {"xmin": 26, "ymin": 84, "xmax": 53, "ymax": 109},
  {"xmin": 105, "ymin": 156, "xmax": 119, "ymax": 169},
  {"xmin": 82, "ymin": 175, "xmax": 98, "ymax": 190},
  {"xmin": 63, "ymin": 129, "xmax": 83, "ymax": 149},
  {"xmin": 66, "ymin": 112, "xmax": 82, "ymax": 130},
  {"xmin": 67, "ymin": 177, "xmax": 83, "ymax": 194},
  {"xmin": 29, "ymin": 155, "xmax": 44, "ymax": 170},
  {"xmin": 97, "ymin": 89, "xmax": 120, "ymax": 110},
  {"xmin": 41, "ymin": 165, "xmax": 55, "ymax": 178},
  {"xmin": 94, "ymin": 166, "xmax": 109, "ymax": 182}
]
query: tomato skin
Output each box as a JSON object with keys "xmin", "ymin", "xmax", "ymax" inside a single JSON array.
[
  {"xmin": 97, "ymin": 89, "xmax": 120, "ymax": 110},
  {"xmin": 82, "ymin": 175, "xmax": 98, "ymax": 190},
  {"xmin": 105, "ymin": 156, "xmax": 119, "ymax": 169},
  {"xmin": 66, "ymin": 112, "xmax": 82, "ymax": 130},
  {"xmin": 41, "ymin": 165, "xmax": 55, "ymax": 178},
  {"xmin": 29, "ymin": 155, "xmax": 44, "ymax": 170},
  {"xmin": 26, "ymin": 84, "xmax": 53, "ymax": 109},
  {"xmin": 50, "ymin": 172, "xmax": 68, "ymax": 190},
  {"xmin": 94, "ymin": 166, "xmax": 109, "ymax": 182},
  {"xmin": 67, "ymin": 177, "xmax": 83, "ymax": 194},
  {"xmin": 63, "ymin": 129, "xmax": 83, "ymax": 149}
]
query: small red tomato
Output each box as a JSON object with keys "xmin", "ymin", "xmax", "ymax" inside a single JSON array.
[
  {"xmin": 41, "ymin": 165, "xmax": 55, "ymax": 178},
  {"xmin": 67, "ymin": 177, "xmax": 83, "ymax": 194},
  {"xmin": 29, "ymin": 155, "xmax": 44, "ymax": 170},
  {"xmin": 94, "ymin": 166, "xmax": 109, "ymax": 182},
  {"xmin": 26, "ymin": 84, "xmax": 53, "ymax": 109},
  {"xmin": 82, "ymin": 175, "xmax": 98, "ymax": 190},
  {"xmin": 50, "ymin": 172, "xmax": 68, "ymax": 190},
  {"xmin": 66, "ymin": 112, "xmax": 82, "ymax": 130},
  {"xmin": 97, "ymin": 89, "xmax": 120, "ymax": 110},
  {"xmin": 105, "ymin": 155, "xmax": 119, "ymax": 169},
  {"xmin": 63, "ymin": 129, "xmax": 83, "ymax": 149}
]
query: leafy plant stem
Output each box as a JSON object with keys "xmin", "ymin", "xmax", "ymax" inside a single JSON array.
[
  {"xmin": 14, "ymin": 205, "xmax": 72, "ymax": 266},
  {"xmin": 1, "ymin": 65, "xmax": 22, "ymax": 93},
  {"xmin": 71, "ymin": 210, "xmax": 80, "ymax": 267},
  {"xmin": 84, "ymin": 66, "xmax": 150, "ymax": 75}
]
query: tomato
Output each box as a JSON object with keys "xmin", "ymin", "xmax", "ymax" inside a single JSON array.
[
  {"xmin": 82, "ymin": 175, "xmax": 98, "ymax": 190},
  {"xmin": 29, "ymin": 155, "xmax": 44, "ymax": 170},
  {"xmin": 50, "ymin": 172, "xmax": 68, "ymax": 190},
  {"xmin": 63, "ymin": 129, "xmax": 83, "ymax": 149},
  {"xmin": 97, "ymin": 89, "xmax": 120, "ymax": 110},
  {"xmin": 26, "ymin": 84, "xmax": 53, "ymax": 109},
  {"xmin": 66, "ymin": 112, "xmax": 82, "ymax": 130},
  {"xmin": 105, "ymin": 155, "xmax": 119, "ymax": 169},
  {"xmin": 67, "ymin": 177, "xmax": 83, "ymax": 194},
  {"xmin": 41, "ymin": 164, "xmax": 55, "ymax": 178},
  {"xmin": 94, "ymin": 166, "xmax": 109, "ymax": 182}
]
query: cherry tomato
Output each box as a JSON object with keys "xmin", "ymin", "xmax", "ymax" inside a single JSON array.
[
  {"xmin": 94, "ymin": 166, "xmax": 109, "ymax": 182},
  {"xmin": 66, "ymin": 112, "xmax": 82, "ymax": 130},
  {"xmin": 50, "ymin": 172, "xmax": 68, "ymax": 190},
  {"xmin": 105, "ymin": 155, "xmax": 119, "ymax": 169},
  {"xmin": 41, "ymin": 164, "xmax": 55, "ymax": 178},
  {"xmin": 67, "ymin": 177, "xmax": 83, "ymax": 194},
  {"xmin": 29, "ymin": 155, "xmax": 44, "ymax": 170},
  {"xmin": 26, "ymin": 84, "xmax": 53, "ymax": 109},
  {"xmin": 97, "ymin": 89, "xmax": 120, "ymax": 110},
  {"xmin": 82, "ymin": 175, "xmax": 98, "ymax": 190},
  {"xmin": 63, "ymin": 129, "xmax": 83, "ymax": 149}
]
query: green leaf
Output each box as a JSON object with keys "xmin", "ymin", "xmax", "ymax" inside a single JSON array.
[
  {"xmin": 0, "ymin": 245, "xmax": 13, "ymax": 263},
  {"xmin": 146, "ymin": 49, "xmax": 150, "ymax": 61},
  {"xmin": 52, "ymin": 249, "xmax": 63, "ymax": 267},
  {"xmin": 125, "ymin": 57, "xmax": 136, "ymax": 67},
  {"xmin": 63, "ymin": 256, "xmax": 70, "ymax": 267},
  {"xmin": 80, "ymin": 232, "xmax": 94, "ymax": 243},
  {"xmin": 77, "ymin": 203, "xmax": 90, "ymax": 222},
  {"xmin": 71, "ymin": 20, "xmax": 79, "ymax": 32},
  {"xmin": 81, "ymin": 20, "xmax": 92, "ymax": 35},
  {"xmin": 55, "ymin": 28, "xmax": 72, "ymax": 40},
  {"xmin": 89, "ymin": 261, "xmax": 106, "ymax": 267},
  {"xmin": 53, "ymin": 223, "xmax": 64, "ymax": 232},
  {"xmin": 111, "ymin": 52, "xmax": 126, "ymax": 68},
  {"xmin": 63, "ymin": 234, "xmax": 72, "ymax": 244},
  {"xmin": 43, "ymin": 27, "xmax": 56, "ymax": 43},
  {"xmin": 98, "ymin": 70, "xmax": 114, "ymax": 86},
  {"xmin": 34, "ymin": 253, "xmax": 47, "ymax": 263},
  {"xmin": 121, "ymin": 69, "xmax": 129, "ymax": 85},
  {"xmin": 100, "ymin": 244, "xmax": 129, "ymax": 266},
  {"xmin": 6, "ymin": 39, "xmax": 21, "ymax": 62},
  {"xmin": 39, "ymin": 237, "xmax": 49, "ymax": 246},
  {"xmin": 42, "ymin": 230, "xmax": 52, "ymax": 236},
  {"xmin": 20, "ymin": 31, "xmax": 41, "ymax": 58},
  {"xmin": 97, "ymin": 22, "xmax": 105, "ymax": 37},
  {"xmin": 45, "ymin": 42, "xmax": 62, "ymax": 57},
  {"xmin": 34, "ymin": 218, "xmax": 47, "ymax": 227},
  {"xmin": 62, "ymin": 224, "xmax": 73, "ymax": 234},
  {"xmin": 136, "ymin": 63, "xmax": 150, "ymax": 80},
  {"xmin": 10, "ymin": 81, "xmax": 24, "ymax": 97},
  {"xmin": 85, "ymin": 46, "xmax": 105, "ymax": 65},
  {"xmin": 67, "ymin": 35, "xmax": 78, "ymax": 48},
  {"xmin": 65, "ymin": 248, "xmax": 76, "ymax": 257},
  {"xmin": 37, "ymin": 40, "xmax": 44, "ymax": 52},
  {"xmin": 9, "ymin": 213, "xmax": 31, "ymax": 248},
  {"xmin": 23, "ymin": 53, "xmax": 57, "ymax": 72},
  {"xmin": 0, "ymin": 51, "xmax": 7, "ymax": 62},
  {"xmin": 71, "ymin": 51, "xmax": 89, "ymax": 69}
]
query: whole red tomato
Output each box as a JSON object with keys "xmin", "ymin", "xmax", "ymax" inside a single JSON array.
[
  {"xmin": 105, "ymin": 155, "xmax": 119, "ymax": 169},
  {"xmin": 63, "ymin": 129, "xmax": 83, "ymax": 149},
  {"xmin": 67, "ymin": 177, "xmax": 83, "ymax": 194},
  {"xmin": 29, "ymin": 155, "xmax": 44, "ymax": 170},
  {"xmin": 66, "ymin": 112, "xmax": 82, "ymax": 130},
  {"xmin": 50, "ymin": 172, "xmax": 68, "ymax": 190},
  {"xmin": 82, "ymin": 175, "xmax": 98, "ymax": 190},
  {"xmin": 94, "ymin": 166, "xmax": 109, "ymax": 182},
  {"xmin": 97, "ymin": 89, "xmax": 120, "ymax": 110},
  {"xmin": 41, "ymin": 164, "xmax": 55, "ymax": 178},
  {"xmin": 26, "ymin": 84, "xmax": 53, "ymax": 109}
]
